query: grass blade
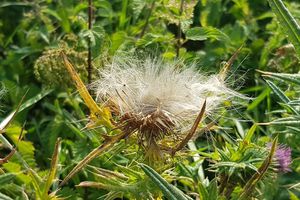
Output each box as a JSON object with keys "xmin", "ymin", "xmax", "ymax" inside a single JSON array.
[{"xmin": 43, "ymin": 138, "xmax": 61, "ymax": 197}]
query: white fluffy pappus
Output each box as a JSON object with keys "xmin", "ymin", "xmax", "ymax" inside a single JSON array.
[{"xmin": 93, "ymin": 57, "xmax": 241, "ymax": 146}]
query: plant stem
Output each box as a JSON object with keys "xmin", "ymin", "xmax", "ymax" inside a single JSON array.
[
  {"xmin": 176, "ymin": 0, "xmax": 184, "ymax": 58},
  {"xmin": 139, "ymin": 0, "xmax": 155, "ymax": 38},
  {"xmin": 87, "ymin": 0, "xmax": 93, "ymax": 85}
]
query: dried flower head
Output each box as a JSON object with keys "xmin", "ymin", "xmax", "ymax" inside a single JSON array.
[
  {"xmin": 93, "ymin": 57, "xmax": 241, "ymax": 158},
  {"xmin": 34, "ymin": 40, "xmax": 87, "ymax": 88}
]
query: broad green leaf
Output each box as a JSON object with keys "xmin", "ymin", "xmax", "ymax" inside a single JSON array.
[
  {"xmin": 185, "ymin": 27, "xmax": 229, "ymax": 41},
  {"xmin": 268, "ymin": 0, "xmax": 300, "ymax": 58},
  {"xmin": 140, "ymin": 163, "xmax": 192, "ymax": 200}
]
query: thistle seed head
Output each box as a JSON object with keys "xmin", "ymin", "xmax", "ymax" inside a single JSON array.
[{"xmin": 93, "ymin": 57, "xmax": 241, "ymax": 155}]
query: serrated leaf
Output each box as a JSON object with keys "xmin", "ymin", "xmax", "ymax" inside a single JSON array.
[
  {"xmin": 268, "ymin": 117, "xmax": 300, "ymax": 126},
  {"xmin": 239, "ymin": 137, "xmax": 278, "ymax": 199},
  {"xmin": 185, "ymin": 27, "xmax": 229, "ymax": 41}
]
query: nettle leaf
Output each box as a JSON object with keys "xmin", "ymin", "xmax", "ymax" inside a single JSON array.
[
  {"xmin": 268, "ymin": 0, "xmax": 300, "ymax": 58},
  {"xmin": 185, "ymin": 27, "xmax": 229, "ymax": 41},
  {"xmin": 3, "ymin": 162, "xmax": 31, "ymax": 184},
  {"xmin": 5, "ymin": 125, "xmax": 36, "ymax": 167}
]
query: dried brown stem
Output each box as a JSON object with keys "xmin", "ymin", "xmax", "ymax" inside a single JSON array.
[
  {"xmin": 59, "ymin": 131, "xmax": 131, "ymax": 186},
  {"xmin": 219, "ymin": 45, "xmax": 243, "ymax": 80},
  {"xmin": 171, "ymin": 100, "xmax": 206, "ymax": 155},
  {"xmin": 0, "ymin": 148, "xmax": 16, "ymax": 165}
]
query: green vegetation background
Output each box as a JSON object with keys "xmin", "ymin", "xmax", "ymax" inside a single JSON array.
[{"xmin": 0, "ymin": 0, "xmax": 300, "ymax": 199}]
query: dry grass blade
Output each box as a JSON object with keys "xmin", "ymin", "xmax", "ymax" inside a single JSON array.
[
  {"xmin": 0, "ymin": 89, "xmax": 28, "ymax": 133},
  {"xmin": 43, "ymin": 137, "xmax": 61, "ymax": 196},
  {"xmin": 61, "ymin": 52, "xmax": 112, "ymax": 128},
  {"xmin": 59, "ymin": 131, "xmax": 131, "ymax": 186},
  {"xmin": 172, "ymin": 100, "xmax": 206, "ymax": 155},
  {"xmin": 0, "ymin": 148, "xmax": 16, "ymax": 165},
  {"xmin": 219, "ymin": 45, "xmax": 243, "ymax": 80}
]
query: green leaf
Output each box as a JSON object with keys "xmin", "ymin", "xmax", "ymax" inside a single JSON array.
[
  {"xmin": 289, "ymin": 191, "xmax": 300, "ymax": 200},
  {"xmin": 43, "ymin": 138, "xmax": 61, "ymax": 197},
  {"xmin": 260, "ymin": 70, "xmax": 300, "ymax": 85},
  {"xmin": 185, "ymin": 27, "xmax": 229, "ymax": 41},
  {"xmin": 267, "ymin": 117, "xmax": 300, "ymax": 126},
  {"xmin": 0, "ymin": 173, "xmax": 15, "ymax": 185},
  {"xmin": 239, "ymin": 137, "xmax": 278, "ymax": 199},
  {"xmin": 19, "ymin": 89, "xmax": 53, "ymax": 112},
  {"xmin": 243, "ymin": 124, "xmax": 257, "ymax": 143},
  {"xmin": 265, "ymin": 80, "xmax": 299, "ymax": 115},
  {"xmin": 0, "ymin": 192, "xmax": 14, "ymax": 200},
  {"xmin": 268, "ymin": 0, "xmax": 300, "ymax": 58},
  {"xmin": 247, "ymin": 88, "xmax": 270, "ymax": 111},
  {"xmin": 265, "ymin": 80, "xmax": 289, "ymax": 103},
  {"xmin": 140, "ymin": 164, "xmax": 192, "ymax": 200}
]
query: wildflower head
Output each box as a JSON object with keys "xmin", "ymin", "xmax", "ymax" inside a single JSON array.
[
  {"xmin": 267, "ymin": 143, "xmax": 292, "ymax": 173},
  {"xmin": 93, "ymin": 57, "xmax": 240, "ymax": 159},
  {"xmin": 274, "ymin": 144, "xmax": 292, "ymax": 173}
]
